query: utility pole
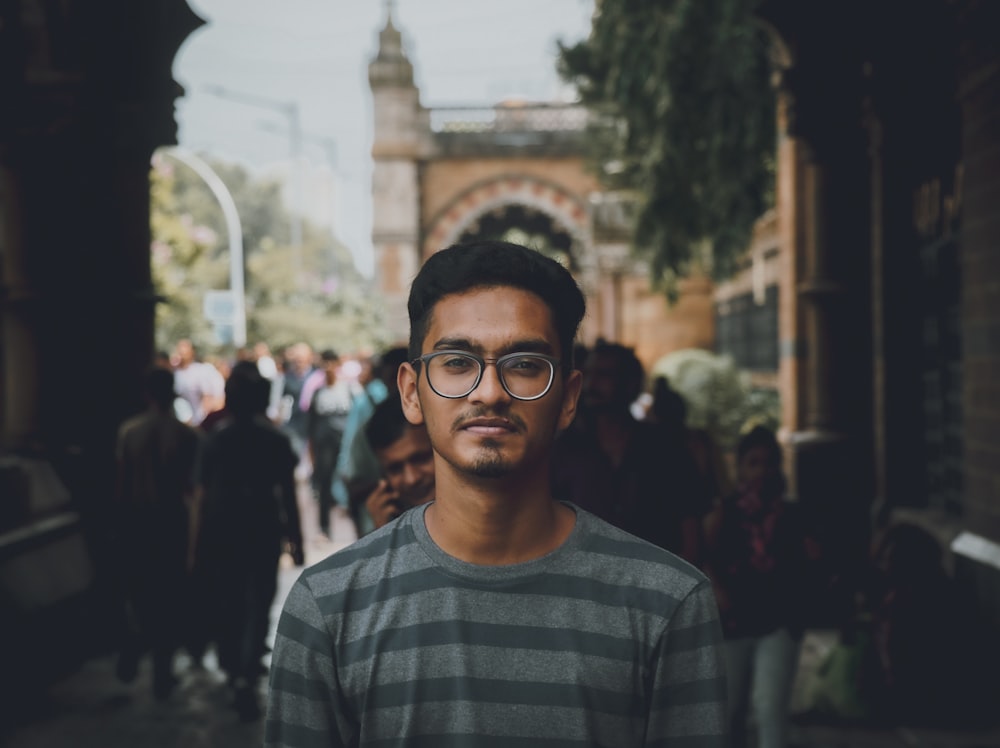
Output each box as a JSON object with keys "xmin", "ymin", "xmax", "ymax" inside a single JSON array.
[
  {"xmin": 258, "ymin": 120, "xmax": 341, "ymax": 240},
  {"xmin": 203, "ymin": 84, "xmax": 304, "ymax": 279}
]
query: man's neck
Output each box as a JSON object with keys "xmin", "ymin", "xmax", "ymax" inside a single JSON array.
[{"xmin": 425, "ymin": 466, "xmax": 575, "ymax": 566}]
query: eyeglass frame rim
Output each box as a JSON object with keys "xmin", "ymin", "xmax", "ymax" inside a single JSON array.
[{"xmin": 409, "ymin": 349, "xmax": 562, "ymax": 401}]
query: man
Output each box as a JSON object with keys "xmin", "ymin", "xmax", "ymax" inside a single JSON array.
[
  {"xmin": 552, "ymin": 339, "xmax": 710, "ymax": 566},
  {"xmin": 275, "ymin": 341, "xmax": 316, "ymax": 459},
  {"xmin": 306, "ymin": 349, "xmax": 355, "ymax": 538},
  {"xmin": 194, "ymin": 361, "xmax": 304, "ymax": 721},
  {"xmin": 332, "ymin": 345, "xmax": 411, "ymax": 535},
  {"xmin": 114, "ymin": 366, "xmax": 201, "ymax": 699},
  {"xmin": 360, "ymin": 391, "xmax": 435, "ymax": 531},
  {"xmin": 171, "ymin": 338, "xmax": 225, "ymax": 426},
  {"xmin": 265, "ymin": 240, "xmax": 727, "ymax": 746}
]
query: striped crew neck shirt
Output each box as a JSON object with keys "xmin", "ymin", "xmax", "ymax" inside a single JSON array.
[{"xmin": 265, "ymin": 502, "xmax": 727, "ymax": 747}]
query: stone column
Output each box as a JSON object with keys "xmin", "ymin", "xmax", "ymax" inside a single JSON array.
[
  {"xmin": 0, "ymin": 0, "xmax": 204, "ymax": 694},
  {"xmin": 0, "ymin": 1, "xmax": 203, "ymax": 510},
  {"xmin": 369, "ymin": 10, "xmax": 426, "ymax": 343}
]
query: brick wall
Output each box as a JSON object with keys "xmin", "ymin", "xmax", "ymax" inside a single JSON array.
[{"xmin": 959, "ymin": 42, "xmax": 1000, "ymax": 541}]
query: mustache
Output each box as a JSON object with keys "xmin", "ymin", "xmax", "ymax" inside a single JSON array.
[{"xmin": 451, "ymin": 406, "xmax": 527, "ymax": 432}]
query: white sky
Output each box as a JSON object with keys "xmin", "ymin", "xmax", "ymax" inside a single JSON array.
[{"xmin": 174, "ymin": 0, "xmax": 595, "ymax": 276}]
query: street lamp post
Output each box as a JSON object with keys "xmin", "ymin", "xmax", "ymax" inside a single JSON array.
[{"xmin": 160, "ymin": 146, "xmax": 247, "ymax": 348}]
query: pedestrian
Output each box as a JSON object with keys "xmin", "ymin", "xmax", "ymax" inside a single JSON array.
[
  {"xmin": 265, "ymin": 240, "xmax": 727, "ymax": 745},
  {"xmin": 648, "ymin": 375, "xmax": 734, "ymax": 509},
  {"xmin": 703, "ymin": 425, "xmax": 822, "ymax": 748},
  {"xmin": 333, "ymin": 345, "xmax": 411, "ymax": 535},
  {"xmin": 113, "ymin": 366, "xmax": 201, "ymax": 699},
  {"xmin": 192, "ymin": 361, "xmax": 305, "ymax": 721},
  {"xmin": 275, "ymin": 341, "xmax": 316, "ymax": 460},
  {"xmin": 306, "ymin": 349, "xmax": 355, "ymax": 538},
  {"xmin": 360, "ymin": 391, "xmax": 435, "ymax": 530},
  {"xmin": 171, "ymin": 338, "xmax": 225, "ymax": 426},
  {"xmin": 552, "ymin": 339, "xmax": 710, "ymax": 566}
]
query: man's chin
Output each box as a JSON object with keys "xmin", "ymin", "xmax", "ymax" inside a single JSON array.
[{"xmin": 469, "ymin": 462, "xmax": 512, "ymax": 479}]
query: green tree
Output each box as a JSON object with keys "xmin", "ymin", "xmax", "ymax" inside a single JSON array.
[
  {"xmin": 150, "ymin": 151, "xmax": 389, "ymax": 356},
  {"xmin": 149, "ymin": 159, "xmax": 226, "ymax": 350},
  {"xmin": 559, "ymin": 0, "xmax": 776, "ymax": 286},
  {"xmin": 651, "ymin": 348, "xmax": 780, "ymax": 449}
]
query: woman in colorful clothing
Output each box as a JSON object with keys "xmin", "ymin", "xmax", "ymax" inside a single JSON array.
[{"xmin": 704, "ymin": 425, "xmax": 822, "ymax": 748}]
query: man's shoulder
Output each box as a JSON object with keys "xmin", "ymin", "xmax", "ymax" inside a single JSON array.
[
  {"xmin": 118, "ymin": 412, "xmax": 148, "ymax": 436},
  {"xmin": 299, "ymin": 514, "xmax": 422, "ymax": 589},
  {"xmin": 166, "ymin": 416, "xmax": 203, "ymax": 443},
  {"xmin": 573, "ymin": 506, "xmax": 711, "ymax": 590}
]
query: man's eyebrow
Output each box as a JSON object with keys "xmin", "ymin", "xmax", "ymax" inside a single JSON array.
[{"xmin": 430, "ymin": 338, "xmax": 556, "ymax": 356}]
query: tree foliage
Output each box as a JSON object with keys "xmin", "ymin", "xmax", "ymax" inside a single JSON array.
[
  {"xmin": 651, "ymin": 347, "xmax": 780, "ymax": 449},
  {"xmin": 559, "ymin": 0, "xmax": 776, "ymax": 284},
  {"xmin": 150, "ymin": 152, "xmax": 390, "ymax": 357}
]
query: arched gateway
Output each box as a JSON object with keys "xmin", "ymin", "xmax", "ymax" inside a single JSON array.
[{"xmin": 367, "ymin": 11, "xmax": 714, "ymax": 368}]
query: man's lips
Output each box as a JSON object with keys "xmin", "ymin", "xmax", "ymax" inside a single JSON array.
[{"xmin": 455, "ymin": 417, "xmax": 518, "ymax": 435}]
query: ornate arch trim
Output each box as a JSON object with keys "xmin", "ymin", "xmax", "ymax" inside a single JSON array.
[{"xmin": 423, "ymin": 174, "xmax": 594, "ymax": 263}]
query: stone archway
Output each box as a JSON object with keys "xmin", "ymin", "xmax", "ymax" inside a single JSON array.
[{"xmin": 423, "ymin": 174, "xmax": 599, "ymax": 293}]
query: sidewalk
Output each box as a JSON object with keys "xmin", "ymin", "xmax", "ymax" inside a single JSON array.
[{"xmin": 1, "ymin": 477, "xmax": 352, "ymax": 748}]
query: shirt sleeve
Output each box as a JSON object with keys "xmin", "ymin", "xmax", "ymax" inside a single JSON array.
[
  {"xmin": 264, "ymin": 576, "xmax": 354, "ymax": 747},
  {"xmin": 645, "ymin": 579, "xmax": 728, "ymax": 747}
]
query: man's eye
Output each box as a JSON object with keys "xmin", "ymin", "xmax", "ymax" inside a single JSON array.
[
  {"xmin": 504, "ymin": 356, "xmax": 546, "ymax": 375},
  {"xmin": 440, "ymin": 355, "xmax": 475, "ymax": 370}
]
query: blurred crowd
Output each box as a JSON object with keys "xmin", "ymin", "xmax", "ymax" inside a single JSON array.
[{"xmin": 111, "ymin": 336, "xmax": 995, "ymax": 739}]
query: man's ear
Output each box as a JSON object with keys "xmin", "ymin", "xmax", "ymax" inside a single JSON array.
[
  {"xmin": 398, "ymin": 362, "xmax": 424, "ymax": 425},
  {"xmin": 557, "ymin": 369, "xmax": 582, "ymax": 432}
]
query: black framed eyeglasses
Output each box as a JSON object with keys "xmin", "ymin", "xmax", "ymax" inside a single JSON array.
[{"xmin": 411, "ymin": 350, "xmax": 560, "ymax": 401}]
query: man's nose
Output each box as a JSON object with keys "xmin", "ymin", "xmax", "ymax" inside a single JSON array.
[
  {"xmin": 401, "ymin": 462, "xmax": 420, "ymax": 487},
  {"xmin": 468, "ymin": 362, "xmax": 511, "ymax": 404}
]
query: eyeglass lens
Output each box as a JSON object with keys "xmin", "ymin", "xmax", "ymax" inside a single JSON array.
[{"xmin": 426, "ymin": 353, "xmax": 553, "ymax": 399}]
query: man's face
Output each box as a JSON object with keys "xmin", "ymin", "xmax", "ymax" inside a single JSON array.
[
  {"xmin": 323, "ymin": 358, "xmax": 339, "ymax": 382},
  {"xmin": 398, "ymin": 286, "xmax": 581, "ymax": 481},
  {"xmin": 287, "ymin": 344, "xmax": 313, "ymax": 374},
  {"xmin": 738, "ymin": 445, "xmax": 782, "ymax": 495},
  {"xmin": 375, "ymin": 424, "xmax": 436, "ymax": 508},
  {"xmin": 175, "ymin": 340, "xmax": 195, "ymax": 367},
  {"xmin": 581, "ymin": 350, "xmax": 626, "ymax": 411}
]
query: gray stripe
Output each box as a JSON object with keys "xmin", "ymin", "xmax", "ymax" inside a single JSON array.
[
  {"xmin": 367, "ymin": 674, "xmax": 639, "ymax": 715},
  {"xmin": 317, "ymin": 567, "xmax": 684, "ymax": 619},
  {"xmin": 340, "ymin": 619, "xmax": 640, "ymax": 666}
]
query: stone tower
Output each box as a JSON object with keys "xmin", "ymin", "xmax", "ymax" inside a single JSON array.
[{"xmin": 368, "ymin": 2, "xmax": 429, "ymax": 343}]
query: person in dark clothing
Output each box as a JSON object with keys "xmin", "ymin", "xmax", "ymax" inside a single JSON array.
[
  {"xmin": 704, "ymin": 425, "xmax": 822, "ymax": 748},
  {"xmin": 114, "ymin": 366, "xmax": 202, "ymax": 699},
  {"xmin": 193, "ymin": 361, "xmax": 304, "ymax": 721},
  {"xmin": 551, "ymin": 340, "xmax": 709, "ymax": 565}
]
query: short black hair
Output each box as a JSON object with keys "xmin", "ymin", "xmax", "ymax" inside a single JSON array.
[
  {"xmin": 320, "ymin": 349, "xmax": 339, "ymax": 362},
  {"xmin": 144, "ymin": 367, "xmax": 176, "ymax": 409},
  {"xmin": 226, "ymin": 360, "xmax": 269, "ymax": 417},
  {"xmin": 373, "ymin": 346, "xmax": 409, "ymax": 384},
  {"xmin": 737, "ymin": 425, "xmax": 781, "ymax": 463},
  {"xmin": 364, "ymin": 393, "xmax": 411, "ymax": 452},
  {"xmin": 590, "ymin": 339, "xmax": 645, "ymax": 403},
  {"xmin": 406, "ymin": 240, "xmax": 586, "ymax": 371}
]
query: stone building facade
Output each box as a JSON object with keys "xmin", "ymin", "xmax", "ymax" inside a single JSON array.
[{"xmin": 367, "ymin": 11, "xmax": 715, "ymax": 369}]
